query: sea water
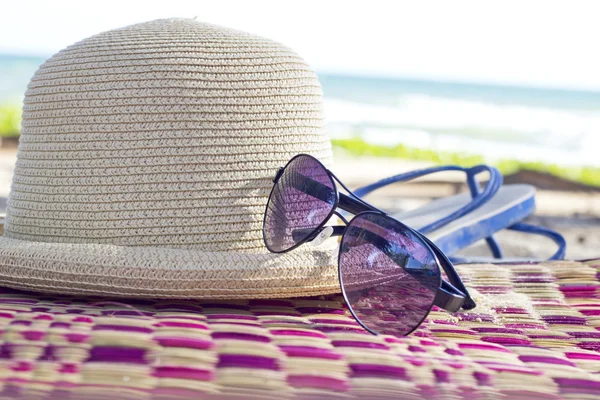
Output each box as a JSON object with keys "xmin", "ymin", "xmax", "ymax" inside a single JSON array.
[
  {"xmin": 320, "ymin": 74, "xmax": 600, "ymax": 167},
  {"xmin": 2, "ymin": 54, "xmax": 600, "ymax": 167}
]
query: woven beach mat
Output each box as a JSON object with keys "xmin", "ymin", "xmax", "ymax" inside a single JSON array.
[{"xmin": 0, "ymin": 259, "xmax": 599, "ymax": 399}]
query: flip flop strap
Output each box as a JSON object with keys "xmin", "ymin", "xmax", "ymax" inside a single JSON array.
[
  {"xmin": 464, "ymin": 166, "xmax": 503, "ymax": 259},
  {"xmin": 354, "ymin": 164, "xmax": 504, "ymax": 235},
  {"xmin": 508, "ymin": 222, "xmax": 566, "ymax": 260}
]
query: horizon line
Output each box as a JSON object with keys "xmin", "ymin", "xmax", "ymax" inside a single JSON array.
[{"xmin": 2, "ymin": 50, "xmax": 600, "ymax": 95}]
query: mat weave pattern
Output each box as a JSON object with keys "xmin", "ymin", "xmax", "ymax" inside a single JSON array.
[{"xmin": 0, "ymin": 259, "xmax": 599, "ymax": 399}]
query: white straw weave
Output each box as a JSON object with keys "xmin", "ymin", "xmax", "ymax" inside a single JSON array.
[{"xmin": 0, "ymin": 18, "xmax": 339, "ymax": 298}]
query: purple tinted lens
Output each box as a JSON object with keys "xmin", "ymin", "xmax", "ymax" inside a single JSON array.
[
  {"xmin": 263, "ymin": 155, "xmax": 336, "ymax": 252},
  {"xmin": 339, "ymin": 213, "xmax": 441, "ymax": 336}
]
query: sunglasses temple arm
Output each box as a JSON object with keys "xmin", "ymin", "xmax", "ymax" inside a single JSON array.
[
  {"xmin": 419, "ymin": 235, "xmax": 477, "ymax": 310},
  {"xmin": 338, "ymin": 192, "xmax": 378, "ymax": 214},
  {"xmin": 435, "ymin": 280, "xmax": 469, "ymax": 312}
]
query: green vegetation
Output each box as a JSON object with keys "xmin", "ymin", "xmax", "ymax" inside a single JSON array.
[
  {"xmin": 2, "ymin": 104, "xmax": 599, "ymax": 187},
  {"xmin": 332, "ymin": 137, "xmax": 600, "ymax": 188},
  {"xmin": 0, "ymin": 104, "xmax": 21, "ymax": 138}
]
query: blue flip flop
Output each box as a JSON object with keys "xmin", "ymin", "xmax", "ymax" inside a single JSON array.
[{"xmin": 353, "ymin": 165, "xmax": 566, "ymax": 261}]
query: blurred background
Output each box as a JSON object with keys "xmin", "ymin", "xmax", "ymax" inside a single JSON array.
[{"xmin": 1, "ymin": 0, "xmax": 599, "ymax": 259}]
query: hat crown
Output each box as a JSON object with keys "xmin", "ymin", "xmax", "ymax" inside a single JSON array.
[{"xmin": 6, "ymin": 18, "xmax": 332, "ymax": 252}]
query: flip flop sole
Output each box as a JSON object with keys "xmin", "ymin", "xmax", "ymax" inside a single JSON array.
[{"xmin": 396, "ymin": 184, "xmax": 536, "ymax": 255}]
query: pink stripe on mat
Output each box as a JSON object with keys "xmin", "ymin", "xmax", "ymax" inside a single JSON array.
[
  {"xmin": 217, "ymin": 354, "xmax": 280, "ymax": 370},
  {"xmin": 154, "ymin": 336, "xmax": 214, "ymax": 350},
  {"xmin": 88, "ymin": 347, "xmax": 147, "ymax": 364},
  {"xmin": 332, "ymin": 340, "xmax": 390, "ymax": 350},
  {"xmin": 270, "ymin": 329, "xmax": 328, "ymax": 338},
  {"xmin": 350, "ymin": 364, "xmax": 407, "ymax": 379},
  {"xmin": 287, "ymin": 375, "xmax": 350, "ymax": 391},
  {"xmin": 519, "ymin": 355, "xmax": 576, "ymax": 366}
]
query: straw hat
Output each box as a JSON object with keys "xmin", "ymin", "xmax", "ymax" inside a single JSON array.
[{"xmin": 0, "ymin": 18, "xmax": 339, "ymax": 298}]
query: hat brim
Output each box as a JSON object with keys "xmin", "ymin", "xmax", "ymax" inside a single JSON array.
[{"xmin": 0, "ymin": 236, "xmax": 340, "ymax": 298}]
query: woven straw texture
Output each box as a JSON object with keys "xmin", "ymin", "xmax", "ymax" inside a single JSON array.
[
  {"xmin": 0, "ymin": 18, "xmax": 340, "ymax": 298},
  {"xmin": 0, "ymin": 259, "xmax": 598, "ymax": 399}
]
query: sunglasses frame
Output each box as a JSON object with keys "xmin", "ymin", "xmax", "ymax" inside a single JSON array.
[{"xmin": 263, "ymin": 154, "xmax": 476, "ymax": 334}]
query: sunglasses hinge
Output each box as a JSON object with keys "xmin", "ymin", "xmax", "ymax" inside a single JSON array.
[{"xmin": 273, "ymin": 167, "xmax": 285, "ymax": 183}]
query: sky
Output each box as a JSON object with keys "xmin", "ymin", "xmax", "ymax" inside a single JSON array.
[{"xmin": 2, "ymin": 0, "xmax": 600, "ymax": 91}]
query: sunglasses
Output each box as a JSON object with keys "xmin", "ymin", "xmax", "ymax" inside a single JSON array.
[{"xmin": 263, "ymin": 154, "xmax": 476, "ymax": 336}]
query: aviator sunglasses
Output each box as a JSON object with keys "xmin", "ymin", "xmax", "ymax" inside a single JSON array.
[{"xmin": 263, "ymin": 154, "xmax": 476, "ymax": 336}]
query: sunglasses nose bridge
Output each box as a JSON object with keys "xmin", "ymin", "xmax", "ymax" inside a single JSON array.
[{"xmin": 309, "ymin": 226, "xmax": 335, "ymax": 247}]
